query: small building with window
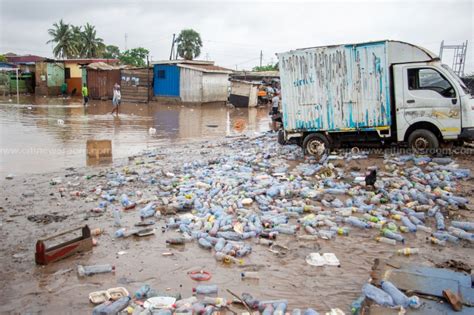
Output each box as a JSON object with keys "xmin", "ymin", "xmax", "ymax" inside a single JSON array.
[
  {"xmin": 63, "ymin": 59, "xmax": 119, "ymax": 96},
  {"xmin": 152, "ymin": 60, "xmax": 233, "ymax": 103}
]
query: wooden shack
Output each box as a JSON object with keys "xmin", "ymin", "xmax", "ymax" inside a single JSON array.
[
  {"xmin": 120, "ymin": 68, "xmax": 151, "ymax": 103},
  {"xmin": 86, "ymin": 62, "xmax": 121, "ymax": 100}
]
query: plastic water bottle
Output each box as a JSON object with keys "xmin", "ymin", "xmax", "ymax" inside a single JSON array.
[
  {"xmin": 175, "ymin": 296, "xmax": 198, "ymax": 308},
  {"xmin": 375, "ymin": 236, "xmax": 396, "ymax": 245},
  {"xmin": 166, "ymin": 237, "xmax": 186, "ymax": 245},
  {"xmin": 135, "ymin": 284, "xmax": 151, "ymax": 299},
  {"xmin": 273, "ymin": 302, "xmax": 287, "ymax": 315},
  {"xmin": 430, "ymin": 237, "xmax": 446, "ymax": 246},
  {"xmin": 261, "ymin": 304, "xmax": 274, "ymax": 315},
  {"xmin": 382, "ymin": 229, "xmax": 405, "ymax": 243},
  {"xmin": 193, "ymin": 284, "xmax": 218, "ymax": 295},
  {"xmin": 345, "ymin": 216, "xmax": 370, "ymax": 229},
  {"xmin": 198, "ymin": 237, "xmax": 213, "ymax": 249},
  {"xmin": 448, "ymin": 227, "xmax": 474, "ymax": 242},
  {"xmin": 397, "ymin": 248, "xmax": 419, "ymax": 256},
  {"xmin": 258, "ymin": 300, "xmax": 288, "ymax": 312},
  {"xmin": 140, "ymin": 202, "xmax": 156, "ymax": 218},
  {"xmin": 77, "ymin": 264, "xmax": 115, "ymax": 277},
  {"xmin": 202, "ymin": 297, "xmax": 228, "ymax": 307},
  {"xmin": 350, "ymin": 296, "xmax": 365, "ymax": 315},
  {"xmin": 303, "ymin": 309, "xmax": 320, "ymax": 315},
  {"xmin": 401, "ymin": 216, "xmax": 416, "ymax": 232},
  {"xmin": 241, "ymin": 271, "xmax": 259, "ymax": 280},
  {"xmin": 435, "ymin": 212, "xmax": 445, "ymax": 230},
  {"xmin": 381, "ymin": 281, "xmax": 419, "ymax": 308},
  {"xmin": 214, "ymin": 238, "xmax": 226, "ymax": 251},
  {"xmin": 362, "ymin": 283, "xmax": 394, "ymax": 307},
  {"xmin": 113, "ymin": 208, "xmax": 121, "ymax": 227},
  {"xmin": 451, "ymin": 221, "xmax": 474, "ymax": 231},
  {"xmin": 432, "ymin": 231, "xmax": 459, "ymax": 244},
  {"xmin": 416, "ymin": 225, "xmax": 432, "ymax": 233},
  {"xmin": 330, "ymin": 226, "xmax": 349, "ymax": 236}
]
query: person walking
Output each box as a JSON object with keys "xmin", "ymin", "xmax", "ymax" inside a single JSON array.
[
  {"xmin": 111, "ymin": 83, "xmax": 121, "ymax": 116},
  {"xmin": 81, "ymin": 83, "xmax": 89, "ymax": 106}
]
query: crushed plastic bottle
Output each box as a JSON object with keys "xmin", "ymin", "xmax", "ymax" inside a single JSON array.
[
  {"xmin": 193, "ymin": 284, "xmax": 218, "ymax": 295},
  {"xmin": 77, "ymin": 264, "xmax": 115, "ymax": 277},
  {"xmin": 362, "ymin": 283, "xmax": 394, "ymax": 307}
]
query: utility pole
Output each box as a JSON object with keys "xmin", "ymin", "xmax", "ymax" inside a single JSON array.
[
  {"xmin": 124, "ymin": 33, "xmax": 128, "ymax": 50},
  {"xmin": 169, "ymin": 33, "xmax": 176, "ymax": 60},
  {"xmin": 260, "ymin": 50, "xmax": 263, "ymax": 67}
]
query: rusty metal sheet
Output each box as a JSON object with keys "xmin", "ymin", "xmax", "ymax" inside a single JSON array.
[{"xmin": 278, "ymin": 41, "xmax": 391, "ymax": 132}]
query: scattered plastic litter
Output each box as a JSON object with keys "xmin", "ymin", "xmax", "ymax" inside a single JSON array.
[{"xmin": 305, "ymin": 253, "xmax": 340, "ymax": 267}]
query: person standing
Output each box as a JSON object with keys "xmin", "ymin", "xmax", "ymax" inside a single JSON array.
[
  {"xmin": 111, "ymin": 84, "xmax": 121, "ymax": 116},
  {"xmin": 81, "ymin": 83, "xmax": 89, "ymax": 106},
  {"xmin": 271, "ymin": 91, "xmax": 280, "ymax": 114},
  {"xmin": 60, "ymin": 81, "xmax": 68, "ymax": 98}
]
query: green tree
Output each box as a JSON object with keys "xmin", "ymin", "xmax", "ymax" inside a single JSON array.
[
  {"xmin": 70, "ymin": 25, "xmax": 83, "ymax": 57},
  {"xmin": 47, "ymin": 19, "xmax": 78, "ymax": 58},
  {"xmin": 0, "ymin": 55, "xmax": 7, "ymax": 62},
  {"xmin": 176, "ymin": 29, "xmax": 202, "ymax": 60},
  {"xmin": 103, "ymin": 45, "xmax": 121, "ymax": 59},
  {"xmin": 80, "ymin": 23, "xmax": 105, "ymax": 58},
  {"xmin": 119, "ymin": 47, "xmax": 149, "ymax": 67},
  {"xmin": 252, "ymin": 63, "xmax": 279, "ymax": 72}
]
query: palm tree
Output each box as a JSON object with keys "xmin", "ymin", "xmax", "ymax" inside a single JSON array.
[
  {"xmin": 176, "ymin": 29, "xmax": 203, "ymax": 60},
  {"xmin": 81, "ymin": 23, "xmax": 105, "ymax": 58},
  {"xmin": 70, "ymin": 25, "xmax": 83, "ymax": 57},
  {"xmin": 47, "ymin": 19, "xmax": 78, "ymax": 58}
]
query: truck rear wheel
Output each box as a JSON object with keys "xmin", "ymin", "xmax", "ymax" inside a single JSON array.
[
  {"xmin": 408, "ymin": 129, "xmax": 439, "ymax": 153},
  {"xmin": 303, "ymin": 133, "xmax": 329, "ymax": 157}
]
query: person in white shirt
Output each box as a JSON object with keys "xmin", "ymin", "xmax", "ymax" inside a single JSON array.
[
  {"xmin": 271, "ymin": 92, "xmax": 280, "ymax": 114},
  {"xmin": 111, "ymin": 84, "xmax": 121, "ymax": 116}
]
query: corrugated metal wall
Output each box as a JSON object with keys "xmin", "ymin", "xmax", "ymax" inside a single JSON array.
[
  {"xmin": 279, "ymin": 41, "xmax": 391, "ymax": 132},
  {"xmin": 201, "ymin": 73, "xmax": 229, "ymax": 102},
  {"xmin": 180, "ymin": 68, "xmax": 202, "ymax": 102},
  {"xmin": 46, "ymin": 63, "xmax": 64, "ymax": 87},
  {"xmin": 87, "ymin": 69, "xmax": 121, "ymax": 100},
  {"xmin": 153, "ymin": 65, "xmax": 180, "ymax": 97}
]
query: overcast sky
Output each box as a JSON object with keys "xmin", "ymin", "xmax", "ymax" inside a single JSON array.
[{"xmin": 1, "ymin": 0, "xmax": 473, "ymax": 73}]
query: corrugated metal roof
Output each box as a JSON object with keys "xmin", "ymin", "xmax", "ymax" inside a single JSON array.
[
  {"xmin": 63, "ymin": 58, "xmax": 119, "ymax": 64},
  {"xmin": 6, "ymin": 55, "xmax": 47, "ymax": 64},
  {"xmin": 178, "ymin": 63, "xmax": 233, "ymax": 74},
  {"xmin": 86, "ymin": 62, "xmax": 124, "ymax": 70},
  {"xmin": 232, "ymin": 71, "xmax": 279, "ymax": 78}
]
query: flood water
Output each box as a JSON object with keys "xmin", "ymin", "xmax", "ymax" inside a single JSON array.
[{"xmin": 0, "ymin": 96, "xmax": 271, "ymax": 178}]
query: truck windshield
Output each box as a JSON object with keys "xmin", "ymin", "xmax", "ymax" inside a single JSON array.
[{"xmin": 441, "ymin": 64, "xmax": 470, "ymax": 95}]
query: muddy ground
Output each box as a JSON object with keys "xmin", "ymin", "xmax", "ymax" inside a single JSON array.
[{"xmin": 0, "ymin": 134, "xmax": 473, "ymax": 314}]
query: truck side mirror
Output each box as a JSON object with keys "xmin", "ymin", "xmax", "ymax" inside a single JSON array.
[{"xmin": 451, "ymin": 98, "xmax": 457, "ymax": 105}]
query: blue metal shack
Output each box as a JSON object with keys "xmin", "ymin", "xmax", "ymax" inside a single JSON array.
[{"xmin": 152, "ymin": 60, "xmax": 232, "ymax": 103}]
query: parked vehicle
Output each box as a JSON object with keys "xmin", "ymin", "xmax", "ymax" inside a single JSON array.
[{"xmin": 277, "ymin": 40, "xmax": 474, "ymax": 155}]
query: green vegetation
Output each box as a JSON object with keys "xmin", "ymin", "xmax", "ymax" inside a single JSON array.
[
  {"xmin": 0, "ymin": 54, "xmax": 7, "ymax": 62},
  {"xmin": 119, "ymin": 47, "xmax": 150, "ymax": 67},
  {"xmin": 47, "ymin": 20, "xmax": 148, "ymax": 66},
  {"xmin": 252, "ymin": 63, "xmax": 279, "ymax": 72},
  {"xmin": 176, "ymin": 29, "xmax": 203, "ymax": 60}
]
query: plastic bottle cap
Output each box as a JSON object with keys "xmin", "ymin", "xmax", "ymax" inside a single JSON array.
[
  {"xmin": 192, "ymin": 288, "xmax": 196, "ymax": 292},
  {"xmin": 112, "ymin": 265, "xmax": 116, "ymax": 272}
]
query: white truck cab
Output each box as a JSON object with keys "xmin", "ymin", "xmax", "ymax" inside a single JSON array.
[
  {"xmin": 277, "ymin": 40, "xmax": 474, "ymax": 155},
  {"xmin": 394, "ymin": 60, "xmax": 474, "ymax": 150}
]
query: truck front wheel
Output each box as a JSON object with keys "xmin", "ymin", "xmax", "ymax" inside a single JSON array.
[
  {"xmin": 303, "ymin": 133, "xmax": 329, "ymax": 157},
  {"xmin": 408, "ymin": 129, "xmax": 439, "ymax": 153}
]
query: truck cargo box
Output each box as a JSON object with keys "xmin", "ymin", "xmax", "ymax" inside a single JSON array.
[{"xmin": 278, "ymin": 40, "xmax": 436, "ymax": 133}]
